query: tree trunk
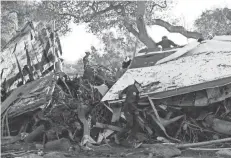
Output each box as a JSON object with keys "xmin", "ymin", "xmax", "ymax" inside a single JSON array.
[
  {"xmin": 136, "ymin": 1, "xmax": 157, "ymax": 49},
  {"xmin": 123, "ymin": 1, "xmax": 202, "ymax": 49},
  {"xmin": 121, "ymin": 1, "xmax": 157, "ymax": 50}
]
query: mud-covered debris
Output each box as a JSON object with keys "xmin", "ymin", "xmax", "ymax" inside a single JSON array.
[
  {"xmin": 1, "ymin": 135, "xmax": 21, "ymax": 145},
  {"xmin": 43, "ymin": 151, "xmax": 67, "ymax": 158},
  {"xmin": 204, "ymin": 114, "xmax": 231, "ymax": 135},
  {"xmin": 44, "ymin": 138, "xmax": 71, "ymax": 152},
  {"xmin": 216, "ymin": 149, "xmax": 231, "ymax": 157},
  {"xmin": 142, "ymin": 144, "xmax": 181, "ymax": 157}
]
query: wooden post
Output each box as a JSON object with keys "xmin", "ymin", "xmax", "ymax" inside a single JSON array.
[{"xmin": 148, "ymin": 96, "xmax": 161, "ymax": 122}]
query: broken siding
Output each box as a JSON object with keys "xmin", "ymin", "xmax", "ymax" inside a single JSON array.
[
  {"xmin": 102, "ymin": 40, "xmax": 231, "ymax": 102},
  {"xmin": 0, "ymin": 22, "xmax": 56, "ymax": 89}
]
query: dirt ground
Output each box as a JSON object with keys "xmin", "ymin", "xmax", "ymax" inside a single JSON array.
[
  {"xmin": 2, "ymin": 140, "xmax": 230, "ymax": 158},
  {"xmin": 2, "ymin": 145, "xmax": 229, "ymax": 158},
  {"xmin": 71, "ymin": 145, "xmax": 227, "ymax": 158}
]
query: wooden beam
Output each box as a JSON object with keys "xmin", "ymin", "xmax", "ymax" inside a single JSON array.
[
  {"xmin": 148, "ymin": 96, "xmax": 161, "ymax": 122},
  {"xmin": 94, "ymin": 122, "xmax": 123, "ymax": 132}
]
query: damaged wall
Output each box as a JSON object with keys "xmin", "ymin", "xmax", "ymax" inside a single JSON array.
[{"xmin": 0, "ymin": 21, "xmax": 60, "ymax": 90}]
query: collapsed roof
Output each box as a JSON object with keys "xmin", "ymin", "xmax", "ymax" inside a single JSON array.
[
  {"xmin": 1, "ymin": 74, "xmax": 54, "ymax": 117},
  {"xmin": 102, "ymin": 36, "xmax": 231, "ymax": 102}
]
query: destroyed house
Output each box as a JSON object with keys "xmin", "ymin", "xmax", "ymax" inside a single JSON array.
[
  {"xmin": 0, "ymin": 21, "xmax": 62, "ymax": 91},
  {"xmin": 1, "ymin": 21, "xmax": 68, "ymax": 137},
  {"xmin": 102, "ymin": 36, "xmax": 231, "ymax": 108}
]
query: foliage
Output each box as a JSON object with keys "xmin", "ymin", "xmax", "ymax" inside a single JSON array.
[
  {"xmin": 1, "ymin": 1, "xmax": 39, "ymax": 47},
  {"xmin": 194, "ymin": 7, "xmax": 231, "ymax": 38},
  {"xmin": 69, "ymin": 30, "xmax": 144, "ymax": 77},
  {"xmin": 35, "ymin": 0, "xmax": 203, "ymax": 49},
  {"xmin": 37, "ymin": 1, "xmax": 172, "ymax": 34},
  {"xmin": 2, "ymin": 1, "xmax": 201, "ymax": 50}
]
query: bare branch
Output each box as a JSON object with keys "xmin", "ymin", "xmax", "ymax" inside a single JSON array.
[
  {"xmin": 85, "ymin": 4, "xmax": 120, "ymax": 22},
  {"xmin": 150, "ymin": 0, "xmax": 167, "ymax": 12},
  {"xmin": 152, "ymin": 19, "xmax": 202, "ymax": 39}
]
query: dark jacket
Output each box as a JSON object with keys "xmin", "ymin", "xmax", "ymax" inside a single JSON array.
[
  {"xmin": 122, "ymin": 59, "xmax": 131, "ymax": 69},
  {"xmin": 156, "ymin": 40, "xmax": 178, "ymax": 49},
  {"xmin": 119, "ymin": 84, "xmax": 140, "ymax": 112}
]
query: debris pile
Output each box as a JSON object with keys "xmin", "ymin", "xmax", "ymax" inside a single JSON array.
[
  {"xmin": 1, "ymin": 71, "xmax": 113, "ymax": 155},
  {"xmin": 2, "ymin": 71, "xmax": 231, "ymax": 157},
  {"xmin": 1, "ymin": 21, "xmax": 231, "ymax": 157}
]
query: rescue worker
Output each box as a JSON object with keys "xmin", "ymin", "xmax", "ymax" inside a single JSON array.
[
  {"xmin": 83, "ymin": 51, "xmax": 90, "ymax": 70},
  {"xmin": 156, "ymin": 36, "xmax": 178, "ymax": 50},
  {"xmin": 115, "ymin": 80, "xmax": 143, "ymax": 145},
  {"xmin": 122, "ymin": 56, "xmax": 132, "ymax": 69}
]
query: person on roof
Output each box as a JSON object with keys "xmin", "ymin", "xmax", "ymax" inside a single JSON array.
[
  {"xmin": 115, "ymin": 80, "xmax": 143, "ymax": 145},
  {"xmin": 156, "ymin": 36, "xmax": 179, "ymax": 50}
]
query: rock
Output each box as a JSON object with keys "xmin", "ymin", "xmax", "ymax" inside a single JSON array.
[
  {"xmin": 216, "ymin": 149, "xmax": 231, "ymax": 157},
  {"xmin": 43, "ymin": 152, "xmax": 66, "ymax": 158}
]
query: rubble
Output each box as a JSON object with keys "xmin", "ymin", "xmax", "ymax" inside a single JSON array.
[{"xmin": 2, "ymin": 21, "xmax": 231, "ymax": 157}]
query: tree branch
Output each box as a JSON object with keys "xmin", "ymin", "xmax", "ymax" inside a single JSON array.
[
  {"xmin": 150, "ymin": 0, "xmax": 167, "ymax": 12},
  {"xmin": 152, "ymin": 19, "xmax": 202, "ymax": 39},
  {"xmin": 123, "ymin": 21, "xmax": 139, "ymax": 38},
  {"xmin": 85, "ymin": 3, "xmax": 121, "ymax": 22}
]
